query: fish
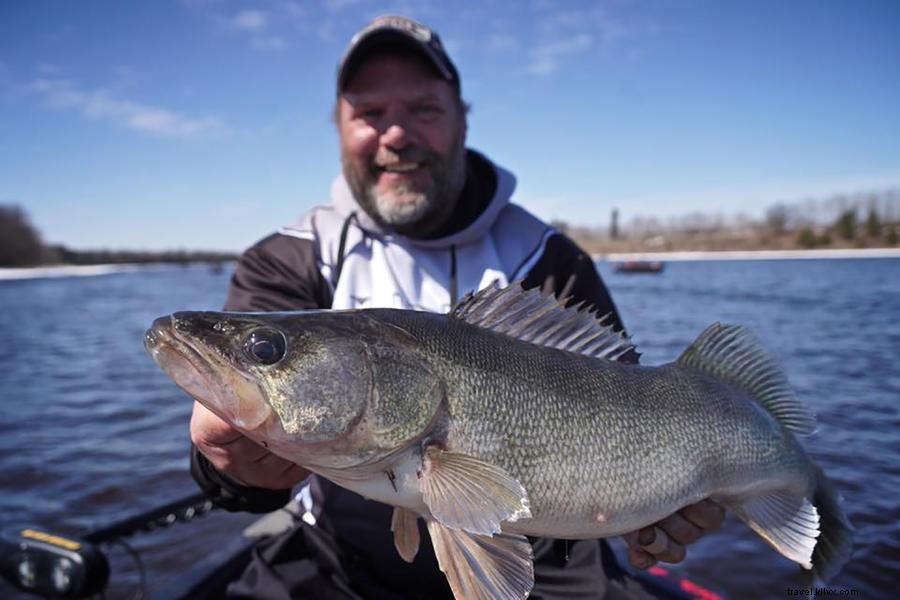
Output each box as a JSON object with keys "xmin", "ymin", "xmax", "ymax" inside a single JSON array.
[{"xmin": 144, "ymin": 282, "xmax": 853, "ymax": 599}]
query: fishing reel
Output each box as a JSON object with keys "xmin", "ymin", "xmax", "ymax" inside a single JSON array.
[
  {"xmin": 0, "ymin": 527, "xmax": 108, "ymax": 598},
  {"xmin": 0, "ymin": 493, "xmax": 216, "ymax": 598}
]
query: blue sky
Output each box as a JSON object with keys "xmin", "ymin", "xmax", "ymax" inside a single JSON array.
[{"xmin": 1, "ymin": 0, "xmax": 898, "ymax": 251}]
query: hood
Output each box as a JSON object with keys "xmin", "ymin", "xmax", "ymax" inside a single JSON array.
[{"xmin": 330, "ymin": 149, "xmax": 517, "ymax": 250}]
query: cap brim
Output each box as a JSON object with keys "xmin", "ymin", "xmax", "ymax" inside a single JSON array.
[{"xmin": 338, "ymin": 30, "xmax": 454, "ymax": 90}]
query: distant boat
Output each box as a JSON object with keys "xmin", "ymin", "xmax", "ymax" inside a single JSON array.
[{"xmin": 613, "ymin": 260, "xmax": 665, "ymax": 274}]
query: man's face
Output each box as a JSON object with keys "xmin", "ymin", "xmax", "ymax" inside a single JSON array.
[{"xmin": 338, "ymin": 52, "xmax": 467, "ymax": 238}]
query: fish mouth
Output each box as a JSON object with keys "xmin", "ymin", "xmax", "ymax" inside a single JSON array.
[
  {"xmin": 145, "ymin": 316, "xmax": 208, "ymax": 374},
  {"xmin": 145, "ymin": 316, "xmax": 272, "ymax": 431}
]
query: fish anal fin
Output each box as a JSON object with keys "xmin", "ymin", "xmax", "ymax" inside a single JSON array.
[
  {"xmin": 391, "ymin": 507, "xmax": 421, "ymax": 563},
  {"xmin": 729, "ymin": 491, "xmax": 819, "ymax": 569},
  {"xmin": 420, "ymin": 447, "xmax": 531, "ymax": 535},
  {"xmin": 427, "ymin": 520, "xmax": 534, "ymax": 600}
]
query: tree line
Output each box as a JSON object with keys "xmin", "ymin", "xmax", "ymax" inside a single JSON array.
[
  {"xmin": 553, "ymin": 187, "xmax": 900, "ymax": 251},
  {"xmin": 6, "ymin": 187, "xmax": 898, "ymax": 267},
  {"xmin": 0, "ymin": 204, "xmax": 237, "ymax": 268},
  {"xmin": 765, "ymin": 191, "xmax": 899, "ymax": 248}
]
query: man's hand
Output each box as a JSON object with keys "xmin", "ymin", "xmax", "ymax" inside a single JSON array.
[
  {"xmin": 190, "ymin": 401, "xmax": 310, "ymax": 489},
  {"xmin": 622, "ymin": 500, "xmax": 725, "ymax": 569}
]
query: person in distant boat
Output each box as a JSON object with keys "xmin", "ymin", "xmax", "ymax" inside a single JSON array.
[{"xmin": 189, "ymin": 15, "xmax": 724, "ymax": 599}]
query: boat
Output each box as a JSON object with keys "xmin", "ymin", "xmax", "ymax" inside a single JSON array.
[
  {"xmin": 0, "ymin": 493, "xmax": 720, "ymax": 599},
  {"xmin": 614, "ymin": 260, "xmax": 665, "ymax": 274}
]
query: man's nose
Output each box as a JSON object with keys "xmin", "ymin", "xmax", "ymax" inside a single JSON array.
[{"xmin": 380, "ymin": 122, "xmax": 411, "ymax": 150}]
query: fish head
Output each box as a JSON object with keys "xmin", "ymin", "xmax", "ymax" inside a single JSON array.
[{"xmin": 145, "ymin": 310, "xmax": 443, "ymax": 469}]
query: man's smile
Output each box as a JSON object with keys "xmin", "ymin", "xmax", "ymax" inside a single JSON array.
[{"xmin": 382, "ymin": 162, "xmax": 420, "ymax": 173}]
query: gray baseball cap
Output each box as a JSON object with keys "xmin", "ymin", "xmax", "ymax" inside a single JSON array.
[{"xmin": 337, "ymin": 16, "xmax": 460, "ymax": 93}]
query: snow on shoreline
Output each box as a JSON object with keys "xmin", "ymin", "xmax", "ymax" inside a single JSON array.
[
  {"xmin": 598, "ymin": 247, "xmax": 900, "ymax": 262},
  {"xmin": 0, "ymin": 263, "xmax": 164, "ymax": 281}
]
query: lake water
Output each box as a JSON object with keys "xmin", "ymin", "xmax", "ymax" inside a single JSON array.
[{"xmin": 1, "ymin": 259, "xmax": 898, "ymax": 599}]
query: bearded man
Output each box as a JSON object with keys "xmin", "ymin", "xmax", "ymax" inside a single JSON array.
[{"xmin": 189, "ymin": 15, "xmax": 724, "ymax": 599}]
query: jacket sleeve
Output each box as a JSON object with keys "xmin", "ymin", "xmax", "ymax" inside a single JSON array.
[
  {"xmin": 224, "ymin": 233, "xmax": 333, "ymax": 312},
  {"xmin": 191, "ymin": 233, "xmax": 330, "ymax": 512},
  {"xmin": 521, "ymin": 232, "xmax": 638, "ymax": 364}
]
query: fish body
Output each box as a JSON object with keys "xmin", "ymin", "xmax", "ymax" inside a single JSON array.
[
  {"xmin": 324, "ymin": 309, "xmax": 812, "ymax": 539},
  {"xmin": 145, "ymin": 283, "xmax": 852, "ymax": 599}
]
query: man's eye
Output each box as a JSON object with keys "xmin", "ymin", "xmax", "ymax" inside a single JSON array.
[
  {"xmin": 413, "ymin": 105, "xmax": 441, "ymax": 116},
  {"xmin": 359, "ymin": 108, "xmax": 383, "ymax": 119}
]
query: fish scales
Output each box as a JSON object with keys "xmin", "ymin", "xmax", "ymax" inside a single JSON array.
[{"xmin": 370, "ymin": 309, "xmax": 813, "ymax": 538}]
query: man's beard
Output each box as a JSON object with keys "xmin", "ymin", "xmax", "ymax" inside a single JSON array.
[{"xmin": 342, "ymin": 132, "xmax": 467, "ymax": 237}]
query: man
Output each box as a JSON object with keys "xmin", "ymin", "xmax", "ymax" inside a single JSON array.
[{"xmin": 190, "ymin": 15, "xmax": 723, "ymax": 599}]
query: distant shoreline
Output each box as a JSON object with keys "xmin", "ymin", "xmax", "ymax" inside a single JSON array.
[
  {"xmin": 0, "ymin": 262, "xmax": 233, "ymax": 281},
  {"xmin": 597, "ymin": 247, "xmax": 900, "ymax": 262},
  {"xmin": 3, "ymin": 248, "xmax": 897, "ymax": 282}
]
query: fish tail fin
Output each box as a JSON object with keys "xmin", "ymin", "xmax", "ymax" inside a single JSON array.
[
  {"xmin": 807, "ymin": 463, "xmax": 854, "ymax": 583},
  {"xmin": 678, "ymin": 323, "xmax": 817, "ymax": 435}
]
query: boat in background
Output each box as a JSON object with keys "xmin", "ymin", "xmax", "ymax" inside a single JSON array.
[{"xmin": 613, "ymin": 260, "xmax": 665, "ymax": 274}]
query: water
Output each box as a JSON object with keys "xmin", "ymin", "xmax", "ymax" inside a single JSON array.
[
  {"xmin": 0, "ymin": 264, "xmax": 258, "ymax": 599},
  {"xmin": 602, "ymin": 259, "xmax": 900, "ymax": 598},
  {"xmin": 0, "ymin": 259, "xmax": 898, "ymax": 598}
]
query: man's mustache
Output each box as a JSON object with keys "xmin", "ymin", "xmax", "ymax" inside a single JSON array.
[{"xmin": 373, "ymin": 147, "xmax": 434, "ymax": 169}]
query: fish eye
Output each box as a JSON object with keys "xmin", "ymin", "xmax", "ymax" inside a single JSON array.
[{"xmin": 243, "ymin": 328, "xmax": 286, "ymax": 365}]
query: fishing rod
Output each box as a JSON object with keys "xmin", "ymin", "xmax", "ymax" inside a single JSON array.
[{"xmin": 0, "ymin": 493, "xmax": 217, "ymax": 599}]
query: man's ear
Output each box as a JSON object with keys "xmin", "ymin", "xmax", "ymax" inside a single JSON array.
[
  {"xmin": 331, "ymin": 100, "xmax": 341, "ymax": 127},
  {"xmin": 459, "ymin": 100, "xmax": 471, "ymax": 136}
]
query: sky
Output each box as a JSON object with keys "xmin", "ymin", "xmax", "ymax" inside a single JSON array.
[{"xmin": 1, "ymin": 0, "xmax": 898, "ymax": 251}]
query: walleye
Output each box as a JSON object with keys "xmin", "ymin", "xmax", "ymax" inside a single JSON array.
[{"xmin": 145, "ymin": 283, "xmax": 853, "ymax": 599}]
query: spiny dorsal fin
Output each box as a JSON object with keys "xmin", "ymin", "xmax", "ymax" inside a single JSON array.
[
  {"xmin": 678, "ymin": 323, "xmax": 816, "ymax": 435},
  {"xmin": 450, "ymin": 281, "xmax": 637, "ymax": 362}
]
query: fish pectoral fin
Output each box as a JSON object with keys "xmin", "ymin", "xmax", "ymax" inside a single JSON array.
[
  {"xmin": 421, "ymin": 448, "xmax": 531, "ymax": 535},
  {"xmin": 427, "ymin": 519, "xmax": 534, "ymax": 600},
  {"xmin": 391, "ymin": 507, "xmax": 421, "ymax": 563},
  {"xmin": 729, "ymin": 491, "xmax": 820, "ymax": 569}
]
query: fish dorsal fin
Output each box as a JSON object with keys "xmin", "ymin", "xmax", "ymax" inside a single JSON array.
[
  {"xmin": 451, "ymin": 282, "xmax": 638, "ymax": 362},
  {"xmin": 678, "ymin": 323, "xmax": 817, "ymax": 435}
]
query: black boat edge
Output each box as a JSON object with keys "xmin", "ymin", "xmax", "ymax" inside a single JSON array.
[
  {"xmin": 2, "ymin": 493, "xmax": 722, "ymax": 600},
  {"xmin": 156, "ymin": 501, "xmax": 722, "ymax": 600}
]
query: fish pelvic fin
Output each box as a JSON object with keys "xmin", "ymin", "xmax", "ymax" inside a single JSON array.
[
  {"xmin": 450, "ymin": 281, "xmax": 638, "ymax": 362},
  {"xmin": 806, "ymin": 464, "xmax": 854, "ymax": 583},
  {"xmin": 420, "ymin": 448, "xmax": 531, "ymax": 535},
  {"xmin": 427, "ymin": 520, "xmax": 534, "ymax": 600},
  {"xmin": 391, "ymin": 507, "xmax": 421, "ymax": 563},
  {"xmin": 678, "ymin": 323, "xmax": 817, "ymax": 435}
]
